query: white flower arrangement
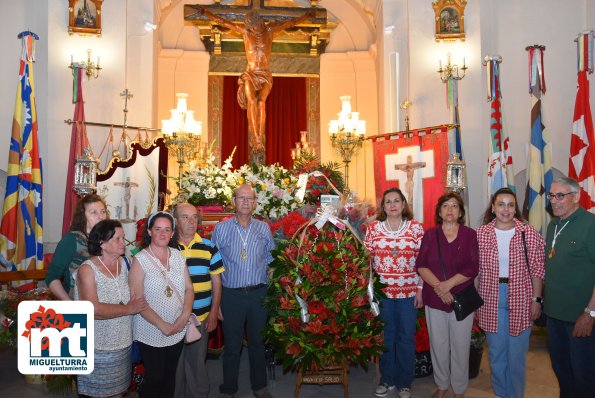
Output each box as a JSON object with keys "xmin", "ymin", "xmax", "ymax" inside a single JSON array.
[
  {"xmin": 178, "ymin": 150, "xmax": 238, "ymax": 207},
  {"xmin": 236, "ymin": 163, "xmax": 303, "ymax": 220},
  {"xmin": 175, "ymin": 149, "xmax": 302, "ymax": 219}
]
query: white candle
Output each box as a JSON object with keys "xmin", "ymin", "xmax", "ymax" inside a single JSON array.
[
  {"xmin": 97, "ymin": 56, "xmax": 100, "ymax": 67},
  {"xmin": 71, "ymin": 54, "xmax": 73, "ymax": 64}
]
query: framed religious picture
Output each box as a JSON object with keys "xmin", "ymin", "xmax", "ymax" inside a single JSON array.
[
  {"xmin": 68, "ymin": 0, "xmax": 103, "ymax": 36},
  {"xmin": 432, "ymin": 0, "xmax": 467, "ymax": 42}
]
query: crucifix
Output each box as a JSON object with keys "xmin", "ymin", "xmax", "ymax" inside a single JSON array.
[
  {"xmin": 385, "ymin": 147, "xmax": 435, "ymax": 222},
  {"xmin": 185, "ymin": 1, "xmax": 320, "ymax": 165}
]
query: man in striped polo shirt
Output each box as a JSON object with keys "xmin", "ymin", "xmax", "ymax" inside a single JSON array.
[{"xmin": 174, "ymin": 203, "xmax": 224, "ymax": 398}]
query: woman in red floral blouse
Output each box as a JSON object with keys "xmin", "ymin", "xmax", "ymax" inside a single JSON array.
[
  {"xmin": 476, "ymin": 188, "xmax": 545, "ymax": 398},
  {"xmin": 364, "ymin": 188, "xmax": 424, "ymax": 398}
]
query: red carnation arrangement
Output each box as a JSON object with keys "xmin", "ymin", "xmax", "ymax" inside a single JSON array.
[{"xmin": 264, "ymin": 220, "xmax": 384, "ymax": 372}]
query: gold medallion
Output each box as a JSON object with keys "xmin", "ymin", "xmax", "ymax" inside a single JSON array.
[
  {"xmin": 241, "ymin": 248, "xmax": 248, "ymax": 260},
  {"xmin": 548, "ymin": 247, "xmax": 555, "ymax": 259},
  {"xmin": 165, "ymin": 285, "xmax": 173, "ymax": 298}
]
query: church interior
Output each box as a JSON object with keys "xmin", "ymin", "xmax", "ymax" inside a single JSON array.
[
  {"xmin": 1, "ymin": 1, "xmax": 594, "ymax": 397},
  {"xmin": 1, "ymin": 0, "xmax": 594, "ymax": 246}
]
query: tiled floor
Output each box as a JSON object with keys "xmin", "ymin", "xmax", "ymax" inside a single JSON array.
[{"xmin": 0, "ymin": 332, "xmax": 559, "ymax": 397}]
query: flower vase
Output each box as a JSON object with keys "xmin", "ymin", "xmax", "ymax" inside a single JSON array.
[
  {"xmin": 468, "ymin": 346, "xmax": 483, "ymax": 379},
  {"xmin": 414, "ymin": 350, "xmax": 433, "ymax": 378}
]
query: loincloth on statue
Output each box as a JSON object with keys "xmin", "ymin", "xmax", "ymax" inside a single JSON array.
[{"xmin": 237, "ymin": 70, "xmax": 273, "ymax": 109}]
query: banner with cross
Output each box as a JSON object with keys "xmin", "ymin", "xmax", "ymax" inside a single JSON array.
[{"xmin": 372, "ymin": 128, "xmax": 449, "ymax": 230}]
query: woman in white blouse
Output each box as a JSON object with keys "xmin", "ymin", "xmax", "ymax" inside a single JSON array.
[{"xmin": 129, "ymin": 211, "xmax": 194, "ymax": 398}]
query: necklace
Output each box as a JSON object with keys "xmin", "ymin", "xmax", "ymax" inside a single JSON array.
[
  {"xmin": 96, "ymin": 256, "xmax": 124, "ymax": 305},
  {"xmin": 549, "ymin": 220, "xmax": 570, "ymax": 258},
  {"xmin": 384, "ymin": 218, "xmax": 407, "ymax": 256},
  {"xmin": 234, "ymin": 219, "xmax": 253, "ymax": 261},
  {"xmin": 147, "ymin": 245, "xmax": 173, "ymax": 298}
]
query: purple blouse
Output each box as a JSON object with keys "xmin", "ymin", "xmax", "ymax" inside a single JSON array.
[{"xmin": 416, "ymin": 225, "xmax": 479, "ymax": 312}]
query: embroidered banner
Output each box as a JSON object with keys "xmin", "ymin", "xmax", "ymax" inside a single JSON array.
[{"xmin": 372, "ymin": 128, "xmax": 449, "ymax": 230}]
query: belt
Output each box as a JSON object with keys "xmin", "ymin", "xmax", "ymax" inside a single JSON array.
[
  {"xmin": 499, "ymin": 277, "xmax": 509, "ymax": 284},
  {"xmin": 231, "ymin": 283, "xmax": 266, "ymax": 292}
]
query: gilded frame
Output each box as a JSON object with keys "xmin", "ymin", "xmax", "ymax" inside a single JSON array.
[
  {"xmin": 433, "ymin": 0, "xmax": 466, "ymax": 42},
  {"xmin": 68, "ymin": 0, "xmax": 103, "ymax": 36}
]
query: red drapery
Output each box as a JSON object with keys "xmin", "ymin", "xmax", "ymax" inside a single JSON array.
[
  {"xmin": 221, "ymin": 75, "xmax": 307, "ymax": 168},
  {"xmin": 62, "ymin": 68, "xmax": 89, "ymax": 236}
]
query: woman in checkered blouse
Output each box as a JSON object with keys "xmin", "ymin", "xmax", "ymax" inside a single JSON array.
[{"xmin": 476, "ymin": 188, "xmax": 545, "ymax": 398}]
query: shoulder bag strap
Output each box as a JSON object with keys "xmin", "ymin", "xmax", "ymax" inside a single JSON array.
[
  {"xmin": 435, "ymin": 229, "xmax": 448, "ymax": 281},
  {"xmin": 145, "ymin": 252, "xmax": 185, "ymax": 307},
  {"xmin": 521, "ymin": 230, "xmax": 531, "ymax": 277}
]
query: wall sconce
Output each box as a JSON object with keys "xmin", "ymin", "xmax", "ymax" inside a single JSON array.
[
  {"xmin": 445, "ymin": 153, "xmax": 467, "ymax": 193},
  {"xmin": 328, "ymin": 95, "xmax": 366, "ymax": 190},
  {"xmin": 437, "ymin": 52, "xmax": 467, "ymax": 82},
  {"xmin": 69, "ymin": 49, "xmax": 101, "ymax": 79}
]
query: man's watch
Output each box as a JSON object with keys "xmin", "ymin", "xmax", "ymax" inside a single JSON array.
[
  {"xmin": 532, "ymin": 297, "xmax": 543, "ymax": 304},
  {"xmin": 584, "ymin": 307, "xmax": 595, "ymax": 318}
]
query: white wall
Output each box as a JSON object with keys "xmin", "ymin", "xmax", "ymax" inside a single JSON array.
[
  {"xmin": 381, "ymin": 0, "xmax": 595, "ymax": 226},
  {"xmin": 0, "ymin": 0, "xmax": 156, "ymax": 245}
]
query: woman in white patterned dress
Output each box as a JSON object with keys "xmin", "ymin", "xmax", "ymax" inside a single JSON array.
[
  {"xmin": 364, "ymin": 188, "xmax": 425, "ymax": 398},
  {"xmin": 75, "ymin": 219, "xmax": 148, "ymax": 397},
  {"xmin": 129, "ymin": 211, "xmax": 194, "ymax": 398}
]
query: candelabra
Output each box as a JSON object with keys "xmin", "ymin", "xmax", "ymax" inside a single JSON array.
[
  {"xmin": 291, "ymin": 130, "xmax": 315, "ymax": 161},
  {"xmin": 328, "ymin": 95, "xmax": 366, "ymax": 189},
  {"xmin": 69, "ymin": 49, "xmax": 101, "ymax": 79},
  {"xmin": 161, "ymin": 93, "xmax": 203, "ymax": 186},
  {"xmin": 437, "ymin": 53, "xmax": 467, "ymax": 82}
]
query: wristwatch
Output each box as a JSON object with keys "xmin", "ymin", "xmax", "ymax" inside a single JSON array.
[
  {"xmin": 584, "ymin": 307, "xmax": 595, "ymax": 318},
  {"xmin": 532, "ymin": 297, "xmax": 543, "ymax": 304}
]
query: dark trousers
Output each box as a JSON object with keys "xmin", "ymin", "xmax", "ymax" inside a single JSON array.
[
  {"xmin": 546, "ymin": 316, "xmax": 595, "ymax": 398},
  {"xmin": 219, "ymin": 286, "xmax": 268, "ymax": 395},
  {"xmin": 138, "ymin": 339, "xmax": 184, "ymax": 398}
]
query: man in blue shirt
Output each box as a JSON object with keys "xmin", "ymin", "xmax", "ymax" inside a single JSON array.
[
  {"xmin": 174, "ymin": 203, "xmax": 224, "ymax": 398},
  {"xmin": 212, "ymin": 184, "xmax": 275, "ymax": 398}
]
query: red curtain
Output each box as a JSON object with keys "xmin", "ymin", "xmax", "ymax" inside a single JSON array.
[{"xmin": 221, "ymin": 75, "xmax": 307, "ymax": 169}]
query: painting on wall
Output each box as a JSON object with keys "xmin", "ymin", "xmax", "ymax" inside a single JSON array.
[
  {"xmin": 432, "ymin": 0, "xmax": 467, "ymax": 42},
  {"xmin": 68, "ymin": 0, "xmax": 103, "ymax": 36}
]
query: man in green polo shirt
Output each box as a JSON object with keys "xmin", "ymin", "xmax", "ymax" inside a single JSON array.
[
  {"xmin": 544, "ymin": 176, "xmax": 595, "ymax": 398},
  {"xmin": 173, "ymin": 203, "xmax": 224, "ymax": 398}
]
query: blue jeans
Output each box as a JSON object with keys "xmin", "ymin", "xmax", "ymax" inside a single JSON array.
[
  {"xmin": 547, "ymin": 315, "xmax": 595, "ymax": 398},
  {"xmin": 379, "ymin": 297, "xmax": 417, "ymax": 389},
  {"xmin": 485, "ymin": 283, "xmax": 531, "ymax": 398}
]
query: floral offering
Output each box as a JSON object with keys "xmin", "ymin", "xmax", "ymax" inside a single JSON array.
[
  {"xmin": 292, "ymin": 153, "xmax": 344, "ymax": 206},
  {"xmin": 236, "ymin": 163, "xmax": 302, "ymax": 220},
  {"xmin": 264, "ymin": 219, "xmax": 384, "ymax": 372},
  {"xmin": 178, "ymin": 149, "xmax": 238, "ymax": 207}
]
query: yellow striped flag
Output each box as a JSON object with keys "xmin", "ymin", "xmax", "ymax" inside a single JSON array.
[{"xmin": 0, "ymin": 31, "xmax": 44, "ymax": 271}]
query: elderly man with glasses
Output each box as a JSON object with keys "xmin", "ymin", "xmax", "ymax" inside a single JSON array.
[
  {"xmin": 544, "ymin": 176, "xmax": 595, "ymax": 398},
  {"xmin": 211, "ymin": 184, "xmax": 276, "ymax": 398}
]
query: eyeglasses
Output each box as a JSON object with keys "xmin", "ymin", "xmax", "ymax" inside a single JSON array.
[
  {"xmin": 235, "ymin": 196, "xmax": 256, "ymax": 202},
  {"xmin": 547, "ymin": 192, "xmax": 576, "ymax": 201}
]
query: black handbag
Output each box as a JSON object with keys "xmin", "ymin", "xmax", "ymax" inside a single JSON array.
[
  {"xmin": 436, "ymin": 229, "xmax": 483, "ymax": 321},
  {"xmin": 521, "ymin": 231, "xmax": 546, "ymax": 327}
]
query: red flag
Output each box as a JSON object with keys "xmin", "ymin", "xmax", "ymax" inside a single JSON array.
[
  {"xmin": 569, "ymin": 70, "xmax": 595, "ymax": 212},
  {"xmin": 62, "ymin": 68, "xmax": 89, "ymax": 235}
]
